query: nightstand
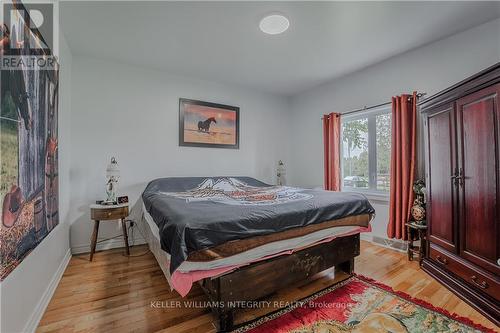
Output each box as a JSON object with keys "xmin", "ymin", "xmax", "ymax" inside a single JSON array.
[
  {"xmin": 89, "ymin": 203, "xmax": 130, "ymax": 261},
  {"xmin": 406, "ymin": 222, "xmax": 427, "ymax": 266}
]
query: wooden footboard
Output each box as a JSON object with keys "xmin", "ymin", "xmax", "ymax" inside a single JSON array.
[{"xmin": 200, "ymin": 233, "xmax": 360, "ymax": 332}]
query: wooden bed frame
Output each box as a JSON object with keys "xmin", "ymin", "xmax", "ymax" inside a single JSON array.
[{"xmin": 199, "ymin": 233, "xmax": 360, "ymax": 332}]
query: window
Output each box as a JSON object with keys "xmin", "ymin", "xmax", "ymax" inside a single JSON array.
[{"xmin": 341, "ymin": 106, "xmax": 391, "ymax": 193}]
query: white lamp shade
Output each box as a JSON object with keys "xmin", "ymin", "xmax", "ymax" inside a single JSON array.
[
  {"xmin": 277, "ymin": 160, "xmax": 286, "ymax": 175},
  {"xmin": 106, "ymin": 157, "xmax": 120, "ymax": 178}
]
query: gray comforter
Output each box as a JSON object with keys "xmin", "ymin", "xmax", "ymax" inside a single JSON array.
[{"xmin": 142, "ymin": 177, "xmax": 375, "ymax": 273}]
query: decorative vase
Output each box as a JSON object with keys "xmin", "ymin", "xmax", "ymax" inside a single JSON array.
[
  {"xmin": 411, "ymin": 201, "xmax": 426, "ymax": 223},
  {"xmin": 411, "ymin": 180, "xmax": 426, "ymax": 224}
]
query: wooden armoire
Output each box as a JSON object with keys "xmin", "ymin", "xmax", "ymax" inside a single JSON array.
[{"xmin": 421, "ymin": 63, "xmax": 500, "ymax": 325}]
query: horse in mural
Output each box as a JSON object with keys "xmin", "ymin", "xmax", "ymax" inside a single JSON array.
[{"xmin": 198, "ymin": 117, "xmax": 217, "ymax": 132}]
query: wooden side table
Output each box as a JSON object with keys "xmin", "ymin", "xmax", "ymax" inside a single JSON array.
[
  {"xmin": 406, "ymin": 222, "xmax": 427, "ymax": 266},
  {"xmin": 89, "ymin": 203, "xmax": 130, "ymax": 261}
]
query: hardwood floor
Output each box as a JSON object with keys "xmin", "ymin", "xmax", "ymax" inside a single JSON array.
[{"xmin": 37, "ymin": 241, "xmax": 499, "ymax": 332}]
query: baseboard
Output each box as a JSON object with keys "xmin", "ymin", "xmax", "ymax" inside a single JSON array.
[
  {"xmin": 71, "ymin": 236, "xmax": 146, "ymax": 254},
  {"xmin": 23, "ymin": 248, "xmax": 72, "ymax": 333},
  {"xmin": 360, "ymin": 233, "xmax": 407, "ymax": 253}
]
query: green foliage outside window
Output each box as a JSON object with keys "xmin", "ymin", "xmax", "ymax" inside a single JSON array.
[{"xmin": 342, "ymin": 110, "xmax": 391, "ymax": 192}]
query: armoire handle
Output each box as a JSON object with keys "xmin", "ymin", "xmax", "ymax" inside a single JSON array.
[
  {"xmin": 435, "ymin": 255, "xmax": 448, "ymax": 265},
  {"xmin": 471, "ymin": 276, "xmax": 488, "ymax": 289},
  {"xmin": 451, "ymin": 168, "xmax": 459, "ymax": 186},
  {"xmin": 457, "ymin": 168, "xmax": 464, "ymax": 186}
]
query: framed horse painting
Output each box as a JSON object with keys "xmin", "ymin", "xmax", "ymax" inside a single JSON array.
[{"xmin": 179, "ymin": 98, "xmax": 240, "ymax": 149}]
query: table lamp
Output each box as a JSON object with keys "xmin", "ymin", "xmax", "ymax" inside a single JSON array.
[
  {"xmin": 105, "ymin": 157, "xmax": 120, "ymax": 203},
  {"xmin": 277, "ymin": 160, "xmax": 286, "ymax": 186}
]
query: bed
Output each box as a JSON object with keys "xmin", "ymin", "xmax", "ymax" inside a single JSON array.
[{"xmin": 140, "ymin": 177, "xmax": 375, "ymax": 331}]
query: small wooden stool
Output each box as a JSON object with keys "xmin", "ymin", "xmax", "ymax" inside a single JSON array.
[
  {"xmin": 89, "ymin": 203, "xmax": 130, "ymax": 261},
  {"xmin": 406, "ymin": 222, "xmax": 427, "ymax": 266}
]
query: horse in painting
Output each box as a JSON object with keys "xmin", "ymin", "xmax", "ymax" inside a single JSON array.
[{"xmin": 198, "ymin": 117, "xmax": 217, "ymax": 132}]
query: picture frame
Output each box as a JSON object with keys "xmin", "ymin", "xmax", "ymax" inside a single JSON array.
[{"xmin": 179, "ymin": 98, "xmax": 240, "ymax": 149}]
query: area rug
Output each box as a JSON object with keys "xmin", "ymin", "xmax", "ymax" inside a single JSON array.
[{"xmin": 233, "ymin": 275, "xmax": 495, "ymax": 333}]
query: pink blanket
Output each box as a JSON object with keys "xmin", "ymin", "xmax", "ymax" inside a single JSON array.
[{"xmin": 171, "ymin": 226, "xmax": 371, "ymax": 296}]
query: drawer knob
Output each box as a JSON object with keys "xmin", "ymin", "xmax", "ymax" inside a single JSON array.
[
  {"xmin": 471, "ymin": 275, "xmax": 488, "ymax": 289},
  {"xmin": 107, "ymin": 212, "xmax": 112, "ymax": 217},
  {"xmin": 435, "ymin": 255, "xmax": 448, "ymax": 265}
]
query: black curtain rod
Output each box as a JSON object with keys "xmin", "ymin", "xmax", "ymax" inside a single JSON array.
[
  {"xmin": 322, "ymin": 92, "xmax": 426, "ymax": 119},
  {"xmin": 341, "ymin": 100, "xmax": 392, "ymax": 116}
]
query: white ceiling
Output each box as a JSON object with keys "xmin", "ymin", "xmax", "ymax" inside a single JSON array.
[{"xmin": 60, "ymin": 1, "xmax": 500, "ymax": 96}]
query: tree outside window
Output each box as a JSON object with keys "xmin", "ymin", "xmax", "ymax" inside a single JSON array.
[{"xmin": 341, "ymin": 108, "xmax": 391, "ymax": 193}]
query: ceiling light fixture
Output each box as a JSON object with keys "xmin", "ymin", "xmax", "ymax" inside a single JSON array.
[{"xmin": 259, "ymin": 14, "xmax": 289, "ymax": 35}]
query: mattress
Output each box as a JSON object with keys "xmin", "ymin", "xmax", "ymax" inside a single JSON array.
[
  {"xmin": 141, "ymin": 205, "xmax": 370, "ymax": 296},
  {"xmin": 142, "ymin": 176, "xmax": 375, "ymax": 273},
  {"xmin": 143, "ymin": 202, "xmax": 365, "ymax": 275},
  {"xmin": 188, "ymin": 214, "xmax": 370, "ymax": 261},
  {"xmin": 140, "ymin": 205, "xmax": 173, "ymax": 288}
]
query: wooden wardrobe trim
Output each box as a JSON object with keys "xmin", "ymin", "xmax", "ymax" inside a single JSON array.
[{"xmin": 420, "ymin": 62, "xmax": 500, "ymax": 112}]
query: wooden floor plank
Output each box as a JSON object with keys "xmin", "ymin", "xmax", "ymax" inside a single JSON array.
[{"xmin": 37, "ymin": 241, "xmax": 498, "ymax": 332}]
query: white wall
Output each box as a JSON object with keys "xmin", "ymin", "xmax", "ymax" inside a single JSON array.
[
  {"xmin": 68, "ymin": 56, "xmax": 291, "ymax": 252},
  {"xmin": 288, "ymin": 18, "xmax": 500, "ymax": 240},
  {"xmin": 0, "ymin": 33, "xmax": 72, "ymax": 333}
]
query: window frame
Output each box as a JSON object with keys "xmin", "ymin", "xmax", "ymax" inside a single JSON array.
[{"xmin": 340, "ymin": 104, "xmax": 391, "ymax": 198}]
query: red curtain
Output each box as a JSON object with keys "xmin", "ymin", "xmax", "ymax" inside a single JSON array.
[
  {"xmin": 387, "ymin": 92, "xmax": 418, "ymax": 240},
  {"xmin": 323, "ymin": 112, "xmax": 341, "ymax": 191}
]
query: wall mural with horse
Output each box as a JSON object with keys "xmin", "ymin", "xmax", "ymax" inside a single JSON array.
[
  {"xmin": 179, "ymin": 98, "xmax": 239, "ymax": 149},
  {"xmin": 0, "ymin": 6, "xmax": 59, "ymax": 280}
]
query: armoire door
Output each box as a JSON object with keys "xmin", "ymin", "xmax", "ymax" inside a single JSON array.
[
  {"xmin": 426, "ymin": 103, "xmax": 458, "ymax": 253},
  {"xmin": 457, "ymin": 83, "xmax": 500, "ymax": 276}
]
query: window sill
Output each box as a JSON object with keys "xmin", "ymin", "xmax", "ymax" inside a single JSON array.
[{"xmin": 341, "ymin": 189, "xmax": 390, "ymax": 203}]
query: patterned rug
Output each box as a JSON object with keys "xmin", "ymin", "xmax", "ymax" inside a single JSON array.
[{"xmin": 234, "ymin": 275, "xmax": 495, "ymax": 333}]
